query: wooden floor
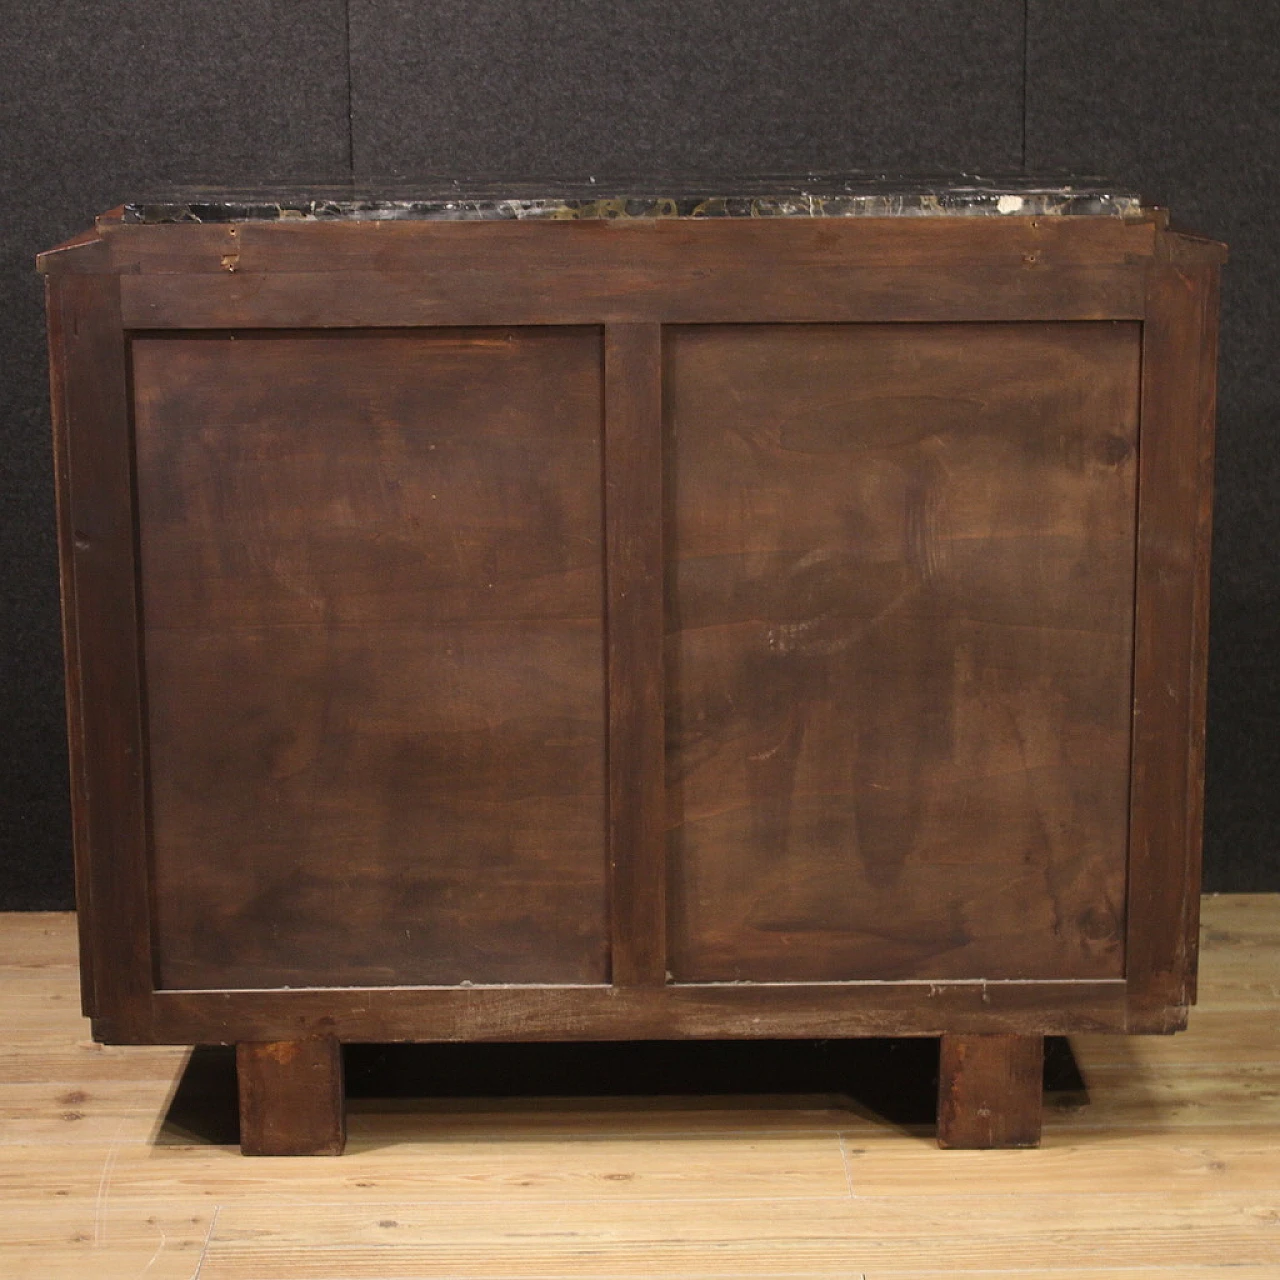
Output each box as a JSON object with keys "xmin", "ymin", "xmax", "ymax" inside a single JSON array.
[{"xmin": 1, "ymin": 896, "xmax": 1278, "ymax": 1279}]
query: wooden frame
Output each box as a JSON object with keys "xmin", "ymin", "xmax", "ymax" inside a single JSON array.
[
  {"xmin": 43, "ymin": 271, "xmax": 153, "ymax": 1042},
  {"xmin": 41, "ymin": 210, "xmax": 1224, "ymax": 1150}
]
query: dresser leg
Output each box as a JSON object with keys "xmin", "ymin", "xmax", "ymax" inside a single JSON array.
[
  {"xmin": 936, "ymin": 1033, "xmax": 1043, "ymax": 1149},
  {"xmin": 236, "ymin": 1038, "xmax": 346, "ymax": 1156}
]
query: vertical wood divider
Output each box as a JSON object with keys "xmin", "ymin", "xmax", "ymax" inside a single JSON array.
[
  {"xmin": 604, "ymin": 323, "xmax": 667, "ymax": 987},
  {"xmin": 50, "ymin": 273, "xmax": 155, "ymax": 1040},
  {"xmin": 46, "ymin": 277, "xmax": 95, "ymax": 1017},
  {"xmin": 1126, "ymin": 254, "xmax": 1220, "ymax": 1029}
]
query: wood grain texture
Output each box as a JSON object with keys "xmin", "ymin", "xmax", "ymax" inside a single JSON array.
[
  {"xmin": 148, "ymin": 981, "xmax": 1129, "ymax": 1046},
  {"xmin": 1127, "ymin": 253, "xmax": 1222, "ymax": 1030},
  {"xmin": 131, "ymin": 329, "xmax": 609, "ymax": 989},
  {"xmin": 118, "ymin": 263, "xmax": 1146, "ymax": 329},
  {"xmin": 193, "ymin": 1194, "xmax": 1280, "ymax": 1275},
  {"xmin": 0, "ymin": 1128, "xmax": 852, "ymax": 1200},
  {"xmin": 43, "ymin": 211, "xmax": 1220, "ymax": 1075},
  {"xmin": 2, "ymin": 897, "xmax": 1279, "ymax": 1276},
  {"xmin": 236, "ymin": 1039, "xmax": 345, "ymax": 1156},
  {"xmin": 36, "ymin": 214, "xmax": 1162, "ymax": 276},
  {"xmin": 92, "ymin": 212, "xmax": 1160, "ymax": 332},
  {"xmin": 873, "ymin": 1272, "xmax": 1279, "ymax": 1280},
  {"xmin": 604, "ymin": 325, "xmax": 666, "ymax": 986},
  {"xmin": 43, "ymin": 280, "xmax": 93, "ymax": 1018},
  {"xmin": 936, "ymin": 1033, "xmax": 1044, "ymax": 1148},
  {"xmin": 664, "ymin": 323, "xmax": 1140, "ymax": 983},
  {"xmin": 44, "ymin": 273, "xmax": 152, "ymax": 1041}
]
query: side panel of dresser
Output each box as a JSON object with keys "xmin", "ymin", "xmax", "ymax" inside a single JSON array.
[
  {"xmin": 43, "ymin": 269, "xmax": 154, "ymax": 1040},
  {"xmin": 1126, "ymin": 234, "xmax": 1224, "ymax": 1031}
]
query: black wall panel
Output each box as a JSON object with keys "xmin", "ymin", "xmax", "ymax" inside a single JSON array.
[
  {"xmin": 348, "ymin": 0, "xmax": 1025, "ymax": 176},
  {"xmin": 1026, "ymin": 1, "xmax": 1280, "ymax": 891},
  {"xmin": 0, "ymin": 2, "xmax": 350, "ymax": 908},
  {"xmin": 2, "ymin": 1, "xmax": 1277, "ymax": 908}
]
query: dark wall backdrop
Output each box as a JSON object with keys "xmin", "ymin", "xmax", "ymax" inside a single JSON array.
[{"xmin": 2, "ymin": 1, "xmax": 1277, "ymax": 908}]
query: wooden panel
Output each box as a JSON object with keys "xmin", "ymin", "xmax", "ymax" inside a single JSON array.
[
  {"xmin": 193, "ymin": 1193, "xmax": 1280, "ymax": 1276},
  {"xmin": 77, "ymin": 214, "xmax": 1162, "ymax": 275},
  {"xmin": 147, "ymin": 980, "xmax": 1129, "ymax": 1045},
  {"xmin": 44, "ymin": 279, "xmax": 93, "ymax": 1016},
  {"xmin": 118, "ymin": 264, "xmax": 1146, "ymax": 330},
  {"xmin": 664, "ymin": 323, "xmax": 1140, "ymax": 983},
  {"xmin": 1127, "ymin": 252, "xmax": 1222, "ymax": 1029},
  {"xmin": 44, "ymin": 274, "xmax": 153, "ymax": 1040},
  {"xmin": 604, "ymin": 326, "xmax": 667, "ymax": 986},
  {"xmin": 131, "ymin": 329, "xmax": 609, "ymax": 989}
]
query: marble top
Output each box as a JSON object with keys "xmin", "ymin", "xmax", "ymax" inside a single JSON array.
[{"xmin": 120, "ymin": 175, "xmax": 1142, "ymax": 223}]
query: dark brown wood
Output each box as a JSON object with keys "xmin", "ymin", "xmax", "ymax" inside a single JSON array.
[
  {"xmin": 665, "ymin": 322, "xmax": 1138, "ymax": 983},
  {"xmin": 42, "ymin": 213, "xmax": 1162, "ymax": 276},
  {"xmin": 151, "ymin": 980, "xmax": 1127, "ymax": 1046},
  {"xmin": 116, "ymin": 264, "xmax": 1146, "ymax": 330},
  {"xmin": 1183, "ymin": 256, "xmax": 1222, "ymax": 1010},
  {"xmin": 35, "ymin": 226, "xmax": 111, "ymax": 272},
  {"xmin": 237, "ymin": 1038, "xmax": 345, "ymax": 1156},
  {"xmin": 131, "ymin": 329, "xmax": 609, "ymax": 989},
  {"xmin": 936, "ymin": 1033, "xmax": 1044, "ymax": 1148},
  {"xmin": 46, "ymin": 273, "xmax": 153, "ymax": 1039},
  {"xmin": 1126, "ymin": 249, "xmax": 1222, "ymax": 1031},
  {"xmin": 605, "ymin": 325, "xmax": 667, "ymax": 986},
  {"xmin": 1159, "ymin": 226, "xmax": 1229, "ymax": 267},
  {"xmin": 41, "ymin": 209, "xmax": 1222, "ymax": 1149},
  {"xmin": 44, "ymin": 278, "xmax": 94, "ymax": 1016}
]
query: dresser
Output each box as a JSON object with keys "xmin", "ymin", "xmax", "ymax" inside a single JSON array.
[{"xmin": 39, "ymin": 178, "xmax": 1224, "ymax": 1153}]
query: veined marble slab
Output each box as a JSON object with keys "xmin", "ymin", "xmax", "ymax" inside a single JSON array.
[{"xmin": 121, "ymin": 174, "xmax": 1142, "ymax": 223}]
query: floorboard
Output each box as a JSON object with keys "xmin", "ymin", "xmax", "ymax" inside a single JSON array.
[{"xmin": 0, "ymin": 894, "xmax": 1275, "ymax": 1278}]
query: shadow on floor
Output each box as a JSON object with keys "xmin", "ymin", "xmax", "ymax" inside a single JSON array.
[{"xmin": 157, "ymin": 1036, "xmax": 1087, "ymax": 1148}]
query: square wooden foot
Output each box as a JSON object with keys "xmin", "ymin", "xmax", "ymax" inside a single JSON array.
[
  {"xmin": 936, "ymin": 1033, "xmax": 1044, "ymax": 1149},
  {"xmin": 236, "ymin": 1038, "xmax": 346, "ymax": 1156}
]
